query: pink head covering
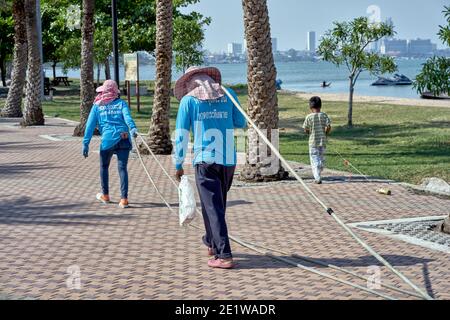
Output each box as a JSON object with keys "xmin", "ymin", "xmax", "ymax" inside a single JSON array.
[
  {"xmin": 174, "ymin": 66, "xmax": 224, "ymax": 101},
  {"xmin": 94, "ymin": 79, "xmax": 120, "ymax": 105}
]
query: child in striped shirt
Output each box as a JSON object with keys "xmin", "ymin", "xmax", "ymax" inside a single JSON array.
[{"xmin": 302, "ymin": 96, "xmax": 332, "ymax": 184}]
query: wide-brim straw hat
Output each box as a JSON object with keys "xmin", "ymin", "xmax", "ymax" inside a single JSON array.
[{"xmin": 174, "ymin": 66, "xmax": 222, "ymax": 101}]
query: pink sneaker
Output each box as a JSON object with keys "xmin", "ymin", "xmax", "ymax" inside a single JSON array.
[{"xmin": 207, "ymin": 258, "xmax": 235, "ymax": 269}]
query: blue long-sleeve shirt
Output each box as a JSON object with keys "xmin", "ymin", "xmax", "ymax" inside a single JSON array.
[
  {"xmin": 174, "ymin": 88, "xmax": 247, "ymax": 170},
  {"xmin": 83, "ymin": 98, "xmax": 137, "ymax": 151}
]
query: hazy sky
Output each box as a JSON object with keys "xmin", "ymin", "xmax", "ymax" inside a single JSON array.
[{"xmin": 180, "ymin": 0, "xmax": 449, "ymax": 52}]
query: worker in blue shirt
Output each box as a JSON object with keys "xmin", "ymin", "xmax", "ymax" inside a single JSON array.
[
  {"xmin": 173, "ymin": 67, "xmax": 247, "ymax": 269},
  {"xmin": 82, "ymin": 80, "xmax": 138, "ymax": 209}
]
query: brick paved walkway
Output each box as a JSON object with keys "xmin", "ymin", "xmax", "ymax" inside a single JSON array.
[{"xmin": 0, "ymin": 117, "xmax": 449, "ymax": 300}]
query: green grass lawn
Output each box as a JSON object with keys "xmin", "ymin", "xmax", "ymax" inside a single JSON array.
[
  {"xmin": 276, "ymin": 92, "xmax": 450, "ymax": 184},
  {"xmin": 2, "ymin": 84, "xmax": 449, "ymax": 184}
]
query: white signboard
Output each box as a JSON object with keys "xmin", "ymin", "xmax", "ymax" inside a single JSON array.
[{"xmin": 124, "ymin": 53, "xmax": 139, "ymax": 81}]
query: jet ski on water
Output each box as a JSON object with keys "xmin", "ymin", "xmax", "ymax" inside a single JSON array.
[
  {"xmin": 371, "ymin": 73, "xmax": 413, "ymax": 86},
  {"xmin": 276, "ymin": 79, "xmax": 283, "ymax": 90}
]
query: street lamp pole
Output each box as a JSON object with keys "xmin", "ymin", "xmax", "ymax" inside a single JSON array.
[{"xmin": 111, "ymin": 0, "xmax": 120, "ymax": 85}]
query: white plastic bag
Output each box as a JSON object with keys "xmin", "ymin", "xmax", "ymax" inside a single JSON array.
[{"xmin": 178, "ymin": 176, "xmax": 197, "ymax": 226}]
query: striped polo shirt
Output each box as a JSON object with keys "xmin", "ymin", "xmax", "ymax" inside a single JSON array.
[{"xmin": 302, "ymin": 112, "xmax": 331, "ymax": 147}]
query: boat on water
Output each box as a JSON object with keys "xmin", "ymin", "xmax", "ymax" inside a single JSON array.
[
  {"xmin": 275, "ymin": 79, "xmax": 283, "ymax": 90},
  {"xmin": 371, "ymin": 73, "xmax": 413, "ymax": 86},
  {"xmin": 421, "ymin": 92, "xmax": 450, "ymax": 100}
]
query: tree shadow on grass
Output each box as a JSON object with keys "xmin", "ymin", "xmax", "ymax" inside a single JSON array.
[
  {"xmin": 322, "ymin": 176, "xmax": 387, "ymax": 184},
  {"xmin": 281, "ymin": 121, "xmax": 450, "ymax": 142},
  {"xmin": 280, "ymin": 121, "xmax": 450, "ymax": 159},
  {"xmin": 329, "ymin": 122, "xmax": 450, "ymax": 140}
]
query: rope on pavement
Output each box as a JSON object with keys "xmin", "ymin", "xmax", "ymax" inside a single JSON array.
[
  {"xmin": 230, "ymin": 236, "xmax": 424, "ymax": 299},
  {"xmin": 221, "ymin": 86, "xmax": 432, "ymax": 300},
  {"xmin": 134, "ymin": 134, "xmax": 403, "ymax": 300}
]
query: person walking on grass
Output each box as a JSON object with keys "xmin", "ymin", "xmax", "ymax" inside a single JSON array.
[
  {"xmin": 82, "ymin": 80, "xmax": 138, "ymax": 208},
  {"xmin": 173, "ymin": 66, "xmax": 247, "ymax": 269},
  {"xmin": 303, "ymin": 96, "xmax": 331, "ymax": 184}
]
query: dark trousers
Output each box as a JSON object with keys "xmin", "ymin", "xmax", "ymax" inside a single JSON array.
[
  {"xmin": 195, "ymin": 163, "xmax": 235, "ymax": 259},
  {"xmin": 100, "ymin": 139, "xmax": 131, "ymax": 199}
]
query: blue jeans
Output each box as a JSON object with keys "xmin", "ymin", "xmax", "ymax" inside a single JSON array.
[
  {"xmin": 195, "ymin": 163, "xmax": 235, "ymax": 260},
  {"xmin": 100, "ymin": 139, "xmax": 131, "ymax": 199},
  {"xmin": 309, "ymin": 146, "xmax": 326, "ymax": 181}
]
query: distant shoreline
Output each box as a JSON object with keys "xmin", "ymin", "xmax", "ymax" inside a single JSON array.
[{"xmin": 284, "ymin": 90, "xmax": 450, "ymax": 108}]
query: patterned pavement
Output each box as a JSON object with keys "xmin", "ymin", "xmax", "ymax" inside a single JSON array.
[{"xmin": 0, "ymin": 117, "xmax": 449, "ymax": 300}]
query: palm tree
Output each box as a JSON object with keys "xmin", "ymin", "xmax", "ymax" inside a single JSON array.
[
  {"xmin": 142, "ymin": 0, "xmax": 173, "ymax": 154},
  {"xmin": 435, "ymin": 6, "xmax": 450, "ymax": 235},
  {"xmin": 240, "ymin": 0, "xmax": 286, "ymax": 181},
  {"xmin": 21, "ymin": 0, "xmax": 44, "ymax": 126},
  {"xmin": 1, "ymin": 0, "xmax": 27, "ymax": 118},
  {"xmin": 73, "ymin": 0, "xmax": 95, "ymax": 137}
]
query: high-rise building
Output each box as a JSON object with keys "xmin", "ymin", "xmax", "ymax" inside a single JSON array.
[
  {"xmin": 307, "ymin": 31, "xmax": 316, "ymax": 53},
  {"xmin": 381, "ymin": 39, "xmax": 408, "ymax": 56},
  {"xmin": 271, "ymin": 38, "xmax": 278, "ymax": 53},
  {"xmin": 408, "ymin": 39, "xmax": 434, "ymax": 57},
  {"xmin": 227, "ymin": 43, "xmax": 243, "ymax": 56}
]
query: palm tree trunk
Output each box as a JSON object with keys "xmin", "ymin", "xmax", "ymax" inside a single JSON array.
[
  {"xmin": 2, "ymin": 0, "xmax": 27, "ymax": 118},
  {"xmin": 1, "ymin": 0, "xmax": 27, "ymax": 118},
  {"xmin": 142, "ymin": 0, "xmax": 173, "ymax": 155},
  {"xmin": 21, "ymin": 0, "xmax": 44, "ymax": 126},
  {"xmin": 73, "ymin": 0, "xmax": 95, "ymax": 137},
  {"xmin": 240, "ymin": 0, "xmax": 286, "ymax": 182}
]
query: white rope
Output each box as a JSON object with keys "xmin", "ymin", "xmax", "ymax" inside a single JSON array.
[
  {"xmin": 134, "ymin": 138, "xmax": 177, "ymax": 213},
  {"xmin": 137, "ymin": 136, "xmax": 180, "ymax": 190},
  {"xmin": 232, "ymin": 236, "xmax": 423, "ymax": 299},
  {"xmin": 228, "ymin": 235, "xmax": 397, "ymax": 300},
  {"xmin": 221, "ymin": 85, "xmax": 432, "ymax": 300},
  {"xmin": 133, "ymin": 135, "xmax": 400, "ymax": 300}
]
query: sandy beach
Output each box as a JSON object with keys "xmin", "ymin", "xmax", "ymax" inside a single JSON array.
[{"xmin": 289, "ymin": 91, "xmax": 450, "ymax": 108}]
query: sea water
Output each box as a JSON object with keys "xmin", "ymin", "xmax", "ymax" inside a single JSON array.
[{"xmin": 47, "ymin": 59, "xmax": 427, "ymax": 99}]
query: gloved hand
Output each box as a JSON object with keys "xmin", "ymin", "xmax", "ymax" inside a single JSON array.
[
  {"xmin": 130, "ymin": 128, "xmax": 138, "ymax": 138},
  {"xmin": 82, "ymin": 145, "xmax": 89, "ymax": 158}
]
